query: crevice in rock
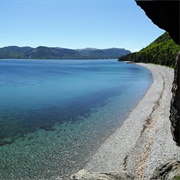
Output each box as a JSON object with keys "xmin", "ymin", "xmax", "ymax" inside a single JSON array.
[{"xmin": 123, "ymin": 155, "xmax": 128, "ymax": 171}]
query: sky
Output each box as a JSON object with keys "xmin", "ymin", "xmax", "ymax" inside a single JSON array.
[{"xmin": 0, "ymin": 0, "xmax": 165, "ymax": 52}]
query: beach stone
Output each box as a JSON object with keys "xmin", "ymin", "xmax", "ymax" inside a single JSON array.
[
  {"xmin": 70, "ymin": 169, "xmax": 134, "ymax": 180},
  {"xmin": 150, "ymin": 159, "xmax": 180, "ymax": 180}
]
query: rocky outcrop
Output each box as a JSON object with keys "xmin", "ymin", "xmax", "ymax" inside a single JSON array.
[
  {"xmin": 150, "ymin": 159, "xmax": 180, "ymax": 180},
  {"xmin": 70, "ymin": 169, "xmax": 134, "ymax": 180},
  {"xmin": 135, "ymin": 1, "xmax": 179, "ymax": 45},
  {"xmin": 170, "ymin": 53, "xmax": 180, "ymax": 146},
  {"xmin": 135, "ymin": 0, "xmax": 180, "ymax": 146},
  {"xmin": 70, "ymin": 160, "xmax": 180, "ymax": 180}
]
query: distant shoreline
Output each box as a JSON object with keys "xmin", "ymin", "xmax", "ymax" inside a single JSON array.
[
  {"xmin": 0, "ymin": 46, "xmax": 131, "ymax": 60},
  {"xmin": 76, "ymin": 63, "xmax": 180, "ymax": 179},
  {"xmin": 0, "ymin": 58, "xmax": 119, "ymax": 60}
]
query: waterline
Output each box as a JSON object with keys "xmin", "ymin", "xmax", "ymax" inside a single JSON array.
[{"xmin": 0, "ymin": 59, "xmax": 152, "ymax": 179}]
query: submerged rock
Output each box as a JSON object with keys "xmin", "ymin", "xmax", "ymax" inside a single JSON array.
[{"xmin": 70, "ymin": 169, "xmax": 134, "ymax": 180}]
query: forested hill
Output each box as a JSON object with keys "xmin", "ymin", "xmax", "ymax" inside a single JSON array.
[
  {"xmin": 118, "ymin": 32, "xmax": 180, "ymax": 67},
  {"xmin": 0, "ymin": 46, "xmax": 130, "ymax": 59}
]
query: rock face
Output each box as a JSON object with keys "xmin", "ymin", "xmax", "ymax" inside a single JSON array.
[
  {"xmin": 171, "ymin": 53, "xmax": 180, "ymax": 146},
  {"xmin": 135, "ymin": 1, "xmax": 179, "ymax": 45},
  {"xmin": 150, "ymin": 159, "xmax": 180, "ymax": 180},
  {"xmin": 135, "ymin": 0, "xmax": 180, "ymax": 146}
]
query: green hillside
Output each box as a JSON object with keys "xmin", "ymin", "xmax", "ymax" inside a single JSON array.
[
  {"xmin": 77, "ymin": 48, "xmax": 130, "ymax": 59},
  {"xmin": 0, "ymin": 46, "xmax": 130, "ymax": 59},
  {"xmin": 118, "ymin": 32, "xmax": 180, "ymax": 67},
  {"xmin": 0, "ymin": 46, "xmax": 33, "ymax": 59}
]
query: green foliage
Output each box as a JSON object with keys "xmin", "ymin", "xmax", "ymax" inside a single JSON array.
[
  {"xmin": 118, "ymin": 32, "xmax": 180, "ymax": 67},
  {"xmin": 174, "ymin": 176, "xmax": 180, "ymax": 180},
  {"xmin": 0, "ymin": 46, "xmax": 130, "ymax": 59},
  {"xmin": 0, "ymin": 46, "xmax": 33, "ymax": 59}
]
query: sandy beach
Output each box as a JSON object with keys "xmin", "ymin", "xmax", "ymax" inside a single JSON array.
[{"xmin": 83, "ymin": 64, "xmax": 180, "ymax": 179}]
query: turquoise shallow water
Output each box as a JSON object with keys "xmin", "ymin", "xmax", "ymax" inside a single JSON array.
[{"xmin": 0, "ymin": 59, "xmax": 152, "ymax": 179}]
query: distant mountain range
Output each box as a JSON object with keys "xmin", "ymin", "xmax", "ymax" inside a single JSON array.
[
  {"xmin": 0, "ymin": 46, "xmax": 131, "ymax": 59},
  {"xmin": 118, "ymin": 32, "xmax": 180, "ymax": 67}
]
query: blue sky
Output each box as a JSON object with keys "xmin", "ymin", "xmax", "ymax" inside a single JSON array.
[{"xmin": 0, "ymin": 0, "xmax": 164, "ymax": 52}]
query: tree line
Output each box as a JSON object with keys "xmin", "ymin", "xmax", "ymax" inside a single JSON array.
[{"xmin": 118, "ymin": 32, "xmax": 180, "ymax": 67}]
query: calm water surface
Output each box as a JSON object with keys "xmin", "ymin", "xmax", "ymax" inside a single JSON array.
[{"xmin": 0, "ymin": 59, "xmax": 152, "ymax": 179}]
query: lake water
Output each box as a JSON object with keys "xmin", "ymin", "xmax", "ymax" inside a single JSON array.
[{"xmin": 0, "ymin": 59, "xmax": 152, "ymax": 179}]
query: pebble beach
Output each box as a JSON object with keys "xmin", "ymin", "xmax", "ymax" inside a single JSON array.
[{"xmin": 84, "ymin": 63, "xmax": 180, "ymax": 180}]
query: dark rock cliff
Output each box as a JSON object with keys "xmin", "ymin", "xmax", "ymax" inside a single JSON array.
[
  {"xmin": 135, "ymin": 1, "xmax": 179, "ymax": 45},
  {"xmin": 135, "ymin": 0, "xmax": 180, "ymax": 146},
  {"xmin": 171, "ymin": 53, "xmax": 180, "ymax": 146}
]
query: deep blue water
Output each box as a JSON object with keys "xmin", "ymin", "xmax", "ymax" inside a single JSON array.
[{"xmin": 0, "ymin": 59, "xmax": 152, "ymax": 179}]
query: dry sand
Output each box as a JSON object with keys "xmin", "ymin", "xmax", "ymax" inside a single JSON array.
[{"xmin": 84, "ymin": 63, "xmax": 180, "ymax": 180}]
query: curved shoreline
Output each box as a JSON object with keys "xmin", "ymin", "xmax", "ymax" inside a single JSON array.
[{"xmin": 82, "ymin": 64, "xmax": 180, "ymax": 179}]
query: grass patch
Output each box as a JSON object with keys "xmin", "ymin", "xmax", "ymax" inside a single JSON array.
[{"xmin": 174, "ymin": 176, "xmax": 180, "ymax": 180}]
